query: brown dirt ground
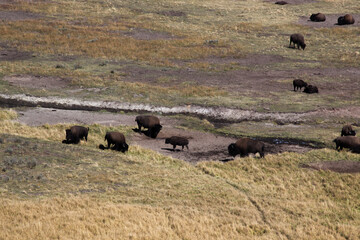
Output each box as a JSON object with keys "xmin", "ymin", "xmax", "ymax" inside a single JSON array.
[
  {"xmin": 3, "ymin": 75, "xmax": 69, "ymax": 89},
  {"xmin": 15, "ymin": 107, "xmax": 314, "ymax": 163},
  {"xmin": 117, "ymin": 60, "xmax": 360, "ymax": 98},
  {"xmin": 0, "ymin": 44, "xmax": 33, "ymax": 61},
  {"xmin": 0, "ymin": 10, "xmax": 42, "ymax": 21},
  {"xmin": 301, "ymin": 160, "xmax": 360, "ymax": 173},
  {"xmin": 298, "ymin": 14, "xmax": 360, "ymax": 28},
  {"xmin": 264, "ymin": 0, "xmax": 317, "ymax": 4}
]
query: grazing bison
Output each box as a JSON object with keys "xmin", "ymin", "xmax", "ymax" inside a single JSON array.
[
  {"xmin": 333, "ymin": 136, "xmax": 360, "ymax": 151},
  {"xmin": 303, "ymin": 85, "xmax": 318, "ymax": 94},
  {"xmin": 228, "ymin": 138, "xmax": 265, "ymax": 158},
  {"xmin": 275, "ymin": 1, "xmax": 288, "ymax": 5},
  {"xmin": 289, "ymin": 34, "xmax": 306, "ymax": 50},
  {"xmin": 352, "ymin": 145, "xmax": 360, "ymax": 153},
  {"xmin": 135, "ymin": 115, "xmax": 162, "ymax": 138},
  {"xmin": 341, "ymin": 125, "xmax": 356, "ymax": 136},
  {"xmin": 64, "ymin": 126, "xmax": 89, "ymax": 144},
  {"xmin": 293, "ymin": 79, "xmax": 308, "ymax": 91},
  {"xmin": 310, "ymin": 13, "xmax": 326, "ymax": 22},
  {"xmin": 100, "ymin": 132, "xmax": 128, "ymax": 153},
  {"xmin": 165, "ymin": 136, "xmax": 189, "ymax": 151},
  {"xmin": 338, "ymin": 14, "xmax": 355, "ymax": 25}
]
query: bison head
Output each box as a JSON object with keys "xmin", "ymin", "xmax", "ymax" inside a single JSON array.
[
  {"xmin": 121, "ymin": 143, "xmax": 129, "ymax": 153},
  {"xmin": 150, "ymin": 124, "xmax": 162, "ymax": 138},
  {"xmin": 228, "ymin": 143, "xmax": 238, "ymax": 157},
  {"xmin": 65, "ymin": 129, "xmax": 72, "ymax": 140},
  {"xmin": 301, "ymin": 43, "xmax": 306, "ymax": 50}
]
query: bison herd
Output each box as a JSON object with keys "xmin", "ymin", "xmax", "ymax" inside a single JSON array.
[
  {"xmin": 62, "ymin": 115, "xmax": 359, "ymax": 159},
  {"xmin": 59, "ymin": 4, "xmax": 358, "ymax": 160},
  {"xmin": 288, "ymin": 12, "xmax": 355, "ymax": 51},
  {"xmin": 286, "ymin": 12, "xmax": 357, "ymax": 94},
  {"xmin": 293, "ymin": 79, "xmax": 318, "ymax": 94}
]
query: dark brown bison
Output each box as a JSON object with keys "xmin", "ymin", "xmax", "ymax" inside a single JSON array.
[
  {"xmin": 310, "ymin": 13, "xmax": 326, "ymax": 22},
  {"xmin": 228, "ymin": 138, "xmax": 265, "ymax": 158},
  {"xmin": 289, "ymin": 34, "xmax": 306, "ymax": 50},
  {"xmin": 165, "ymin": 136, "xmax": 189, "ymax": 150},
  {"xmin": 352, "ymin": 145, "xmax": 360, "ymax": 153},
  {"xmin": 135, "ymin": 115, "xmax": 162, "ymax": 138},
  {"xmin": 99, "ymin": 132, "xmax": 128, "ymax": 153},
  {"xmin": 293, "ymin": 79, "xmax": 308, "ymax": 91},
  {"xmin": 275, "ymin": 1, "xmax": 288, "ymax": 5},
  {"xmin": 303, "ymin": 85, "xmax": 318, "ymax": 94},
  {"xmin": 341, "ymin": 125, "xmax": 356, "ymax": 136},
  {"xmin": 63, "ymin": 126, "xmax": 89, "ymax": 144},
  {"xmin": 338, "ymin": 14, "xmax": 355, "ymax": 25},
  {"xmin": 333, "ymin": 136, "xmax": 360, "ymax": 151}
]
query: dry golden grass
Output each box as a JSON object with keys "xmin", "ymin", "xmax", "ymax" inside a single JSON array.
[
  {"xmin": 0, "ymin": 109, "xmax": 17, "ymax": 121},
  {"xmin": 0, "ymin": 197, "xmax": 273, "ymax": 240},
  {"xmin": 0, "ymin": 111, "xmax": 359, "ymax": 239}
]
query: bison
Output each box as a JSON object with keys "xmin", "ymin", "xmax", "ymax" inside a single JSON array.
[
  {"xmin": 341, "ymin": 125, "xmax": 356, "ymax": 136},
  {"xmin": 165, "ymin": 136, "xmax": 189, "ymax": 151},
  {"xmin": 310, "ymin": 13, "xmax": 326, "ymax": 22},
  {"xmin": 303, "ymin": 85, "xmax": 318, "ymax": 94},
  {"xmin": 293, "ymin": 79, "xmax": 308, "ymax": 91},
  {"xmin": 338, "ymin": 14, "xmax": 355, "ymax": 25},
  {"xmin": 289, "ymin": 33, "xmax": 306, "ymax": 50},
  {"xmin": 333, "ymin": 136, "xmax": 360, "ymax": 151},
  {"xmin": 228, "ymin": 138, "xmax": 265, "ymax": 158},
  {"xmin": 135, "ymin": 115, "xmax": 162, "ymax": 138},
  {"xmin": 63, "ymin": 126, "xmax": 89, "ymax": 144},
  {"xmin": 275, "ymin": 1, "xmax": 288, "ymax": 5},
  {"xmin": 100, "ymin": 132, "xmax": 128, "ymax": 153}
]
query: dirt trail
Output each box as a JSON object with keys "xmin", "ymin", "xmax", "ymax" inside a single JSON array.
[
  {"xmin": 2, "ymin": 94, "xmax": 360, "ymax": 124},
  {"xmin": 15, "ymin": 107, "xmax": 314, "ymax": 163}
]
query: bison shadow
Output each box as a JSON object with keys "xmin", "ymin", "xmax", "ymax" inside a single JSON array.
[
  {"xmin": 219, "ymin": 158, "xmax": 235, "ymax": 163},
  {"xmin": 132, "ymin": 128, "xmax": 157, "ymax": 138},
  {"xmin": 161, "ymin": 147, "xmax": 182, "ymax": 152}
]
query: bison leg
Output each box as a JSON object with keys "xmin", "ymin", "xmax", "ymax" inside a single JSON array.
[
  {"xmin": 172, "ymin": 144, "xmax": 176, "ymax": 151},
  {"xmin": 107, "ymin": 140, "xmax": 112, "ymax": 149},
  {"xmin": 185, "ymin": 145, "xmax": 189, "ymax": 150},
  {"xmin": 73, "ymin": 137, "xmax": 80, "ymax": 144},
  {"xmin": 137, "ymin": 123, "xmax": 142, "ymax": 132}
]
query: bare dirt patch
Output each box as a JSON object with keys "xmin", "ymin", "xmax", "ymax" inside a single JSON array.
[
  {"xmin": 264, "ymin": 0, "xmax": 317, "ymax": 4},
  {"xmin": 157, "ymin": 10, "xmax": 186, "ymax": 17},
  {"xmin": 298, "ymin": 14, "xmax": 360, "ymax": 28},
  {"xmin": 14, "ymin": 107, "xmax": 314, "ymax": 163},
  {"xmin": 301, "ymin": 160, "xmax": 360, "ymax": 173},
  {"xmin": 190, "ymin": 54, "xmax": 291, "ymax": 66},
  {"xmin": 2, "ymin": 94, "xmax": 360, "ymax": 123},
  {"xmin": 0, "ymin": 10, "xmax": 42, "ymax": 21},
  {"xmin": 0, "ymin": 44, "xmax": 32, "ymax": 61},
  {"xmin": 3, "ymin": 75, "xmax": 69, "ymax": 90},
  {"xmin": 118, "ymin": 61, "xmax": 360, "ymax": 99}
]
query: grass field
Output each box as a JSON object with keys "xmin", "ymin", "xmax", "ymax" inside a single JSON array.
[
  {"xmin": 1, "ymin": 0, "xmax": 360, "ymax": 239},
  {"xmin": 0, "ymin": 110, "xmax": 359, "ymax": 239},
  {"xmin": 0, "ymin": 0, "xmax": 360, "ymax": 111}
]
